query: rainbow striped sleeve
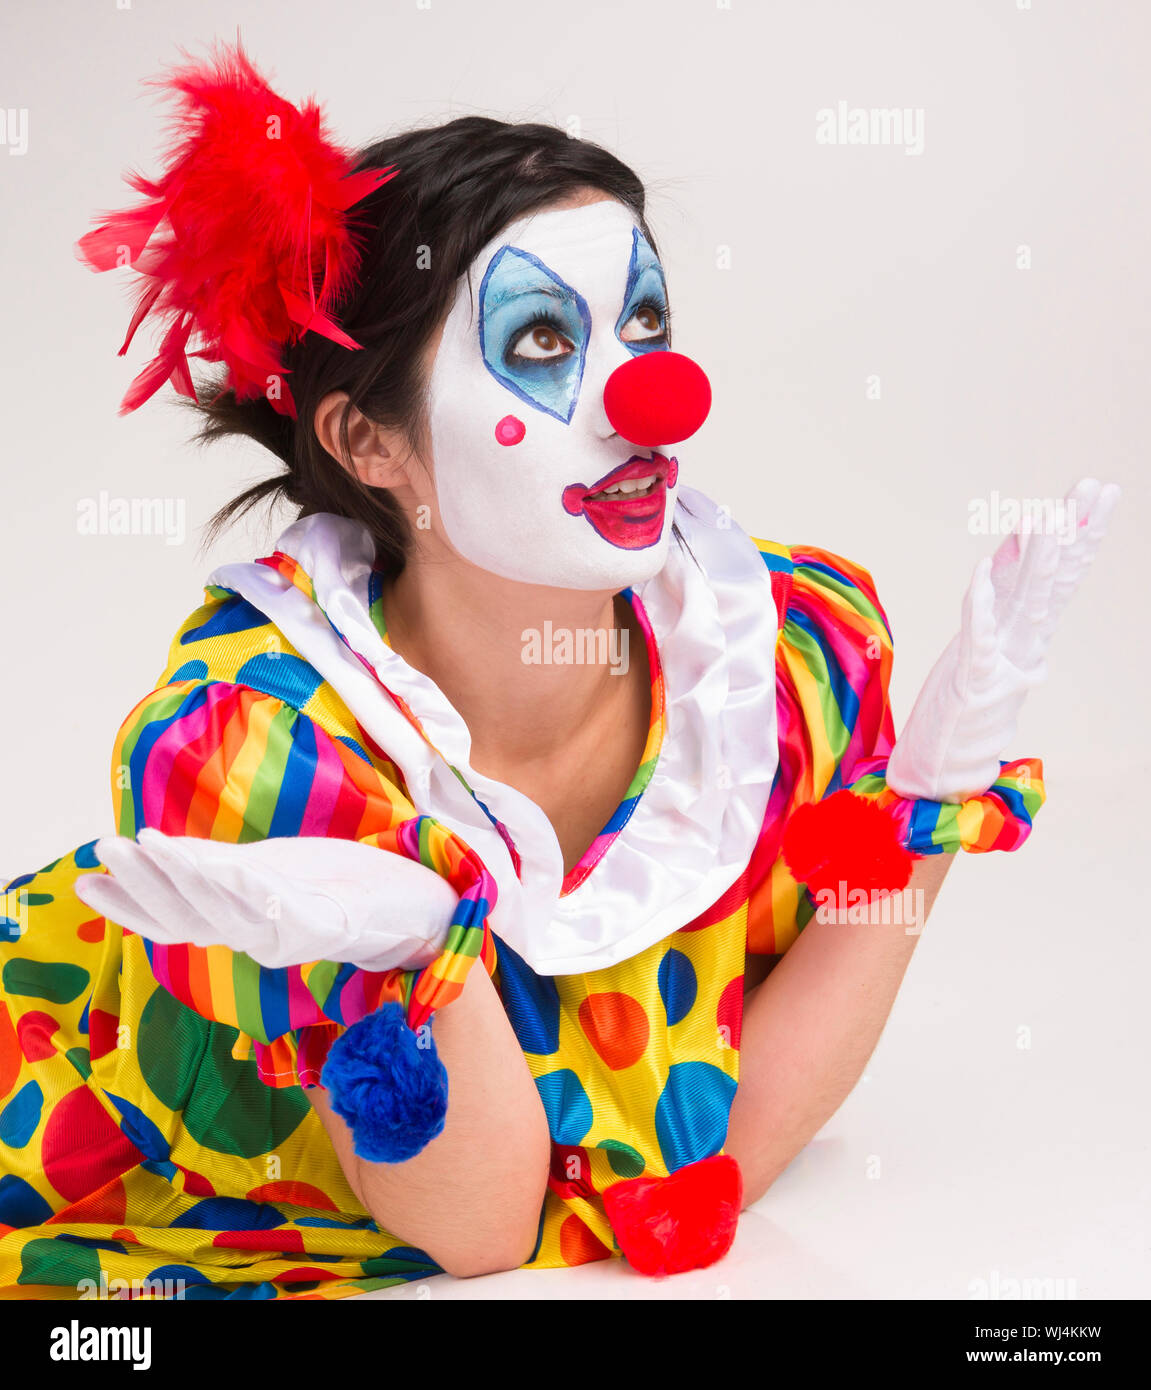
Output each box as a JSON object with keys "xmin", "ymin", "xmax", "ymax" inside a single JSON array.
[
  {"xmin": 745, "ymin": 542, "xmax": 1045, "ymax": 953},
  {"xmin": 108, "ymin": 677, "xmax": 497, "ymax": 1089}
]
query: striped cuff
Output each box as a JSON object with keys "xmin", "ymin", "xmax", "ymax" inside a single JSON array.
[{"xmin": 845, "ymin": 757, "xmax": 1045, "ymax": 855}]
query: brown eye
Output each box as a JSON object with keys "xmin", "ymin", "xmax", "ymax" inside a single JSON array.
[
  {"xmin": 620, "ymin": 304, "xmax": 666, "ymax": 343},
  {"xmin": 511, "ymin": 323, "xmax": 573, "ymax": 360}
]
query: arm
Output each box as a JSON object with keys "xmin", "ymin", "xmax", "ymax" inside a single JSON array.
[
  {"xmin": 306, "ymin": 961, "xmax": 551, "ymax": 1279},
  {"xmin": 726, "ymin": 849, "xmax": 954, "ymax": 1207},
  {"xmin": 91, "ymin": 674, "xmax": 553, "ymax": 1274}
]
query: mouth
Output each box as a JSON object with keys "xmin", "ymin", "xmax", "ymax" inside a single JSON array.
[{"xmin": 562, "ymin": 452, "xmax": 679, "ymax": 550}]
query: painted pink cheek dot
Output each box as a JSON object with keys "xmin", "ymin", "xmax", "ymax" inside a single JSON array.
[{"xmin": 494, "ymin": 415, "xmax": 526, "ymax": 446}]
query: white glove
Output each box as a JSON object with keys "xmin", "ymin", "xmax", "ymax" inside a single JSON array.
[
  {"xmin": 885, "ymin": 478, "xmax": 1120, "ymax": 803},
  {"xmin": 74, "ymin": 829, "xmax": 461, "ymax": 973}
]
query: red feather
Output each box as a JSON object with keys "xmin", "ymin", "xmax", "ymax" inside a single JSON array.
[
  {"xmin": 780, "ymin": 789, "xmax": 917, "ymax": 905},
  {"xmin": 74, "ymin": 36, "xmax": 398, "ymax": 419}
]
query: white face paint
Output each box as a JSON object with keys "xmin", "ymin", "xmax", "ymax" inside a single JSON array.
[{"xmin": 425, "ymin": 200, "xmax": 681, "ymax": 590}]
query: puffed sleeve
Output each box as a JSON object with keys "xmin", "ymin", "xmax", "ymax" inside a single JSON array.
[
  {"xmin": 108, "ymin": 675, "xmax": 497, "ymax": 1088},
  {"xmin": 745, "ymin": 543, "xmax": 1045, "ymax": 954}
]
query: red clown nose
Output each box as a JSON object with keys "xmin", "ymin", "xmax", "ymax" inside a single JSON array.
[{"xmin": 603, "ymin": 351, "xmax": 712, "ymax": 447}]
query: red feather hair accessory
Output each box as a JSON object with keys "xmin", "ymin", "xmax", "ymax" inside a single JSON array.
[{"xmin": 74, "ymin": 37, "xmax": 398, "ymax": 419}]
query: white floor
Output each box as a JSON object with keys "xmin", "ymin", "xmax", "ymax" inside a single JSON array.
[{"xmin": 357, "ymin": 768, "xmax": 1149, "ymax": 1300}]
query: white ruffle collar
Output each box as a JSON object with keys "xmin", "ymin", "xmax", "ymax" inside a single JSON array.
[{"xmin": 209, "ymin": 485, "xmax": 780, "ymax": 975}]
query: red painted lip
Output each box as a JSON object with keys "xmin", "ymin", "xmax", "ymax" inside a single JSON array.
[{"xmin": 562, "ymin": 452, "xmax": 679, "ymax": 551}]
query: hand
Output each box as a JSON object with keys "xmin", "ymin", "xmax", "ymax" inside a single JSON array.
[
  {"xmin": 885, "ymin": 478, "xmax": 1120, "ymax": 803},
  {"xmin": 74, "ymin": 829, "xmax": 460, "ymax": 973}
]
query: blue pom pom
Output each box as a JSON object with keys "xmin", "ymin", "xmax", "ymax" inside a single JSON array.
[{"xmin": 321, "ymin": 1003, "xmax": 448, "ymax": 1163}]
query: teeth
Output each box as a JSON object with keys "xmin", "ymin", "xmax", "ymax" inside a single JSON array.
[{"xmin": 589, "ymin": 474, "xmax": 658, "ymax": 500}]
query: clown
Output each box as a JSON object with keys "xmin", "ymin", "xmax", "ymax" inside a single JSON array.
[{"xmin": 0, "ymin": 40, "xmax": 1117, "ymax": 1297}]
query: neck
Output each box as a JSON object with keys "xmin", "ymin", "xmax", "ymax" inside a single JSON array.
[{"xmin": 381, "ymin": 547, "xmax": 641, "ymax": 770}]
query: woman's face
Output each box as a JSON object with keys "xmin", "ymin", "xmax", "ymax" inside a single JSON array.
[{"xmin": 420, "ymin": 195, "xmax": 680, "ymax": 591}]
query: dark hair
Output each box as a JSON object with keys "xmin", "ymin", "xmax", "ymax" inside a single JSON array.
[{"xmin": 182, "ymin": 116, "xmax": 676, "ymax": 578}]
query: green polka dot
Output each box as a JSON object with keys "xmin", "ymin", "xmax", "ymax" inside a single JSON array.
[
  {"xmin": 66, "ymin": 1048, "xmax": 92, "ymax": 1080},
  {"xmin": 137, "ymin": 986, "xmax": 308, "ymax": 1158},
  {"xmin": 360, "ymin": 1255, "xmax": 429, "ymax": 1279},
  {"xmin": 19, "ymin": 1237, "xmax": 100, "ymax": 1287},
  {"xmin": 347, "ymin": 1275, "xmax": 411, "ymax": 1293},
  {"xmin": 598, "ymin": 1139, "xmax": 646, "ymax": 1178},
  {"xmin": 2, "ymin": 959, "xmax": 89, "ymax": 1004}
]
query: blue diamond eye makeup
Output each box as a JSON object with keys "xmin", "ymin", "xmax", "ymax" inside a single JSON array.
[
  {"xmin": 478, "ymin": 247, "xmax": 591, "ymax": 424},
  {"xmin": 426, "ymin": 200, "xmax": 682, "ymax": 590},
  {"xmin": 615, "ymin": 228, "xmax": 669, "ymax": 357}
]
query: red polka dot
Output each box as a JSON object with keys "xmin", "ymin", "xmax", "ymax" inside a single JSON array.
[
  {"xmin": 76, "ymin": 917, "xmax": 106, "ymax": 943},
  {"xmin": 548, "ymin": 1145, "xmax": 593, "ymax": 1200},
  {"xmin": 279, "ymin": 1266, "xmax": 341, "ymax": 1283},
  {"xmin": 494, "ymin": 414, "xmax": 525, "ymax": 445},
  {"xmin": 213, "ymin": 1228, "xmax": 305, "ymax": 1253},
  {"xmin": 0, "ymin": 1004, "xmax": 20, "ymax": 1099},
  {"xmin": 88, "ymin": 1009, "xmax": 120, "ymax": 1062},
  {"xmin": 16, "ymin": 1011, "xmax": 59, "ymax": 1062},
  {"xmin": 245, "ymin": 1180, "xmax": 339, "ymax": 1212},
  {"xmin": 41, "ymin": 1088, "xmax": 143, "ymax": 1203},
  {"xmin": 46, "ymin": 1178, "xmax": 127, "ymax": 1227},
  {"xmin": 578, "ymin": 992, "xmax": 649, "ymax": 1071},
  {"xmin": 559, "ymin": 1213, "xmax": 612, "ymax": 1266},
  {"xmin": 716, "ymin": 976, "xmax": 744, "ymax": 1052},
  {"xmin": 177, "ymin": 1166, "xmax": 215, "ymax": 1198},
  {"xmin": 112, "ymin": 1228, "xmax": 138, "ymax": 1244}
]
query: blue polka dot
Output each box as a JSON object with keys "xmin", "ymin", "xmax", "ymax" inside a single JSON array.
[
  {"xmin": 658, "ymin": 949, "xmax": 697, "ymax": 1026},
  {"xmin": 74, "ymin": 841, "xmax": 102, "ymax": 869},
  {"xmin": 235, "ymin": 653, "xmax": 324, "ymax": 709},
  {"xmin": 105, "ymin": 1092, "xmax": 170, "ymax": 1162},
  {"xmin": 184, "ymin": 1280, "xmax": 278, "ymax": 1301},
  {"xmin": 144, "ymin": 1264, "xmax": 212, "ymax": 1289},
  {"xmin": 0, "ymin": 1174, "xmax": 53, "ymax": 1226},
  {"xmin": 0, "ymin": 1082, "xmax": 43, "ymax": 1149},
  {"xmin": 534, "ymin": 1069, "xmax": 593, "ymax": 1145},
  {"xmin": 380, "ymin": 1244, "xmax": 434, "ymax": 1266},
  {"xmin": 181, "ymin": 594, "xmax": 269, "ymax": 645},
  {"xmin": 655, "ymin": 1062, "xmax": 737, "ymax": 1170},
  {"xmin": 494, "ymin": 938, "xmax": 561, "ymax": 1055},
  {"xmin": 170, "ymin": 1197, "xmax": 286, "ymax": 1231},
  {"xmin": 222, "ymin": 1281, "xmax": 279, "ymax": 1300},
  {"xmin": 169, "ymin": 659, "xmax": 209, "ymax": 682}
]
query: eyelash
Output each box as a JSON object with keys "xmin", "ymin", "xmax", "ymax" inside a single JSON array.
[{"xmin": 506, "ymin": 297, "xmax": 672, "ymax": 362}]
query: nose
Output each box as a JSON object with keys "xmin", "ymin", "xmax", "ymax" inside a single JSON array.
[{"xmin": 602, "ymin": 351, "xmax": 712, "ymax": 447}]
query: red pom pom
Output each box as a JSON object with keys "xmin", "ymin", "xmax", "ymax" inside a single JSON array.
[
  {"xmin": 602, "ymin": 1154, "xmax": 742, "ymax": 1276},
  {"xmin": 603, "ymin": 351, "xmax": 712, "ymax": 447},
  {"xmin": 74, "ymin": 37, "xmax": 398, "ymax": 419},
  {"xmin": 780, "ymin": 790, "xmax": 916, "ymax": 904}
]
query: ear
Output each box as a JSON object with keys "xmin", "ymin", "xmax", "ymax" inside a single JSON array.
[{"xmin": 313, "ymin": 391, "xmax": 413, "ymax": 489}]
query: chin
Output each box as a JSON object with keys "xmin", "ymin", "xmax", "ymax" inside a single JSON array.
[{"xmin": 527, "ymin": 540, "xmax": 673, "ymax": 592}]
